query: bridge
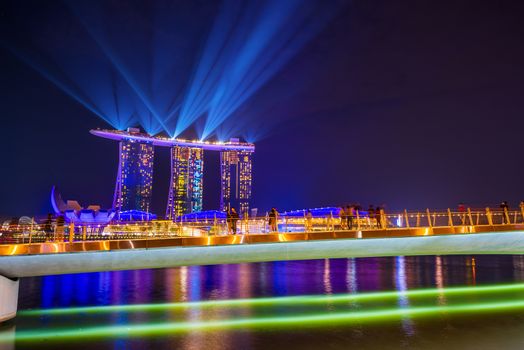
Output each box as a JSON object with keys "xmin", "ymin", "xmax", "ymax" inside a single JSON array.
[{"xmin": 1, "ymin": 207, "xmax": 524, "ymax": 323}]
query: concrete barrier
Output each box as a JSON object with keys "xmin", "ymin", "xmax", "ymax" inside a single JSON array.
[{"xmin": 0, "ymin": 275, "xmax": 18, "ymax": 323}]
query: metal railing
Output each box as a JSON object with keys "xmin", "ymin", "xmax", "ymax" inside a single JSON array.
[
  {"xmin": 1, "ymin": 205, "xmax": 523, "ymax": 244},
  {"xmin": 174, "ymin": 206, "xmax": 524, "ymax": 235}
]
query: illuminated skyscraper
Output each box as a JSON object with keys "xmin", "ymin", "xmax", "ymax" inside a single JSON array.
[
  {"xmin": 113, "ymin": 136, "xmax": 154, "ymax": 213},
  {"xmin": 166, "ymin": 146, "xmax": 204, "ymax": 219},
  {"xmin": 220, "ymin": 141, "xmax": 254, "ymax": 214},
  {"xmin": 91, "ymin": 129, "xmax": 254, "ymax": 219}
]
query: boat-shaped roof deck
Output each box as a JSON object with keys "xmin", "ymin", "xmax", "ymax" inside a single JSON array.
[{"xmin": 90, "ymin": 129, "xmax": 255, "ymax": 152}]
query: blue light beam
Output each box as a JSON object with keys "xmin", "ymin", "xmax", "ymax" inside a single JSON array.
[
  {"xmin": 3, "ymin": 43, "xmax": 117, "ymax": 128},
  {"xmin": 67, "ymin": 5, "xmax": 171, "ymax": 136},
  {"xmin": 201, "ymin": 0, "xmax": 340, "ymax": 139},
  {"xmin": 175, "ymin": 0, "xmax": 248, "ymax": 137}
]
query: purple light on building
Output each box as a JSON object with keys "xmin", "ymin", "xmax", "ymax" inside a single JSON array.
[{"xmin": 91, "ymin": 129, "xmax": 254, "ymax": 218}]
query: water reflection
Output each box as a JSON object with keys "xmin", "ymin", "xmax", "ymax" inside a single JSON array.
[
  {"xmin": 29, "ymin": 255, "xmax": 524, "ymax": 310},
  {"xmin": 394, "ymin": 256, "xmax": 415, "ymax": 337},
  {"xmin": 467, "ymin": 257, "xmax": 477, "ymax": 285},
  {"xmin": 435, "ymin": 256, "xmax": 447, "ymax": 306},
  {"xmin": 513, "ymin": 256, "xmax": 524, "ymax": 281},
  {"xmin": 13, "ymin": 255, "xmax": 524, "ymax": 349},
  {"xmin": 323, "ymin": 259, "xmax": 332, "ymax": 295},
  {"xmin": 345, "ymin": 258, "xmax": 358, "ymax": 294}
]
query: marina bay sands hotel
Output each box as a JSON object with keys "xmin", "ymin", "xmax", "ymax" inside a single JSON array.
[{"xmin": 91, "ymin": 128, "xmax": 254, "ymax": 218}]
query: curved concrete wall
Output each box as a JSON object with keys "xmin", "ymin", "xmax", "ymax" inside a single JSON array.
[
  {"xmin": 0, "ymin": 275, "xmax": 18, "ymax": 323},
  {"xmin": 1, "ymin": 231, "xmax": 524, "ymax": 278}
]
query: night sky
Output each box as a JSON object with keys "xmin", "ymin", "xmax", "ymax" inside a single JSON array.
[{"xmin": 1, "ymin": 0, "xmax": 523, "ymax": 219}]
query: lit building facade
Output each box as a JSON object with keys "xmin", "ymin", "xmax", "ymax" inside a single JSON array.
[
  {"xmin": 113, "ymin": 138, "xmax": 155, "ymax": 214},
  {"xmin": 91, "ymin": 129, "xmax": 254, "ymax": 219},
  {"xmin": 166, "ymin": 146, "xmax": 204, "ymax": 219},
  {"xmin": 220, "ymin": 148, "xmax": 254, "ymax": 214}
]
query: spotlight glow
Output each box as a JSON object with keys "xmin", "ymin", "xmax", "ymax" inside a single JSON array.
[{"xmin": 5, "ymin": 1, "xmax": 343, "ymax": 139}]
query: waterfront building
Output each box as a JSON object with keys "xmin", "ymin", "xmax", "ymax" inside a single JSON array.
[
  {"xmin": 220, "ymin": 146, "xmax": 253, "ymax": 214},
  {"xmin": 113, "ymin": 130, "xmax": 155, "ymax": 214},
  {"xmin": 166, "ymin": 146, "xmax": 204, "ymax": 219},
  {"xmin": 91, "ymin": 129, "xmax": 254, "ymax": 218}
]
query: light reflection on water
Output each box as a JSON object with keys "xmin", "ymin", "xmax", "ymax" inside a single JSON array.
[
  {"xmin": 6, "ymin": 255, "xmax": 524, "ymax": 349},
  {"xmin": 394, "ymin": 256, "xmax": 415, "ymax": 337}
]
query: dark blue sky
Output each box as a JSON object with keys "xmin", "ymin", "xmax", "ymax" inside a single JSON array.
[{"xmin": 1, "ymin": 0, "xmax": 523, "ymax": 218}]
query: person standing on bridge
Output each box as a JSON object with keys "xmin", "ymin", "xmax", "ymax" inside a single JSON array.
[
  {"xmin": 375, "ymin": 206, "xmax": 382, "ymax": 229},
  {"xmin": 347, "ymin": 205, "xmax": 354, "ymax": 230},
  {"xmin": 305, "ymin": 210, "xmax": 313, "ymax": 232},
  {"xmin": 339, "ymin": 206, "xmax": 347, "ymax": 229},
  {"xmin": 231, "ymin": 208, "xmax": 239, "ymax": 234},
  {"xmin": 500, "ymin": 201, "xmax": 510, "ymax": 224},
  {"xmin": 269, "ymin": 208, "xmax": 278, "ymax": 232},
  {"xmin": 368, "ymin": 205, "xmax": 376, "ymax": 228},
  {"xmin": 458, "ymin": 203, "xmax": 467, "ymax": 225}
]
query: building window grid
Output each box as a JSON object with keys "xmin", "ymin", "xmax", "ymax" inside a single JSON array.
[
  {"xmin": 112, "ymin": 136, "xmax": 253, "ymax": 219},
  {"xmin": 220, "ymin": 150, "xmax": 253, "ymax": 214},
  {"xmin": 114, "ymin": 139, "xmax": 154, "ymax": 214},
  {"xmin": 166, "ymin": 146, "xmax": 205, "ymax": 219}
]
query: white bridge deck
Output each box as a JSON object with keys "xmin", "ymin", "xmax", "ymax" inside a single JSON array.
[{"xmin": 1, "ymin": 227, "xmax": 523, "ymax": 278}]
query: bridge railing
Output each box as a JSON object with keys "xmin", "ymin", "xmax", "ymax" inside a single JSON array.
[
  {"xmin": 0, "ymin": 220, "xmax": 208, "ymax": 244},
  {"xmin": 155, "ymin": 206, "xmax": 524, "ymax": 234},
  {"xmin": 1, "ymin": 206, "xmax": 523, "ymax": 244}
]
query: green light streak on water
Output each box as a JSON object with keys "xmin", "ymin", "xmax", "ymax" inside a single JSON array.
[
  {"xmin": 20, "ymin": 283, "xmax": 524, "ymax": 316},
  {"xmin": 6, "ymin": 299, "xmax": 524, "ymax": 343}
]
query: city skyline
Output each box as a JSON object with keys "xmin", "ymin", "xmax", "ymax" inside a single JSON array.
[{"xmin": 1, "ymin": 0, "xmax": 524, "ymax": 217}]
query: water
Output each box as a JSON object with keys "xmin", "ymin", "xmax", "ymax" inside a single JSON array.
[{"xmin": 4, "ymin": 255, "xmax": 524, "ymax": 349}]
